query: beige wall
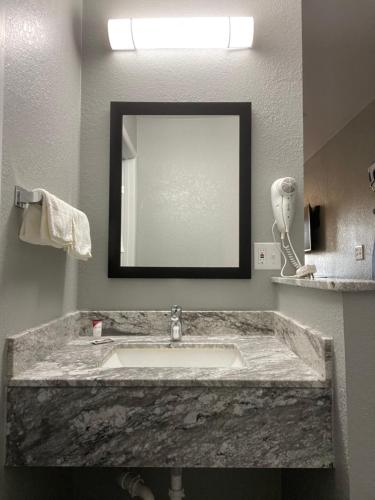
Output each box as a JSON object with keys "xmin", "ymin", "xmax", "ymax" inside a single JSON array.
[
  {"xmin": 304, "ymin": 100, "xmax": 375, "ymax": 279},
  {"xmin": 302, "ymin": 0, "xmax": 375, "ymax": 160}
]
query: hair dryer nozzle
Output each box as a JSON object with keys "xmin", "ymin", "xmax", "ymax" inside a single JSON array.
[{"xmin": 272, "ymin": 177, "xmax": 297, "ymax": 195}]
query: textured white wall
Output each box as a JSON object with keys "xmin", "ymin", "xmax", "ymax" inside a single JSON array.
[
  {"xmin": 0, "ymin": 1, "xmax": 82, "ymax": 498},
  {"xmin": 79, "ymin": 0, "xmax": 304, "ymax": 310},
  {"xmin": 0, "ymin": 0, "xmax": 82, "ymax": 331},
  {"xmin": 134, "ymin": 116, "xmax": 239, "ymax": 267}
]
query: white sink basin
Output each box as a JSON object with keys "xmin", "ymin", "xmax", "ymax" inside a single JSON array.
[{"xmin": 101, "ymin": 343, "xmax": 245, "ymax": 369}]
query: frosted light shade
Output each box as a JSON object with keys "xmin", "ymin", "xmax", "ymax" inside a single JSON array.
[
  {"xmin": 108, "ymin": 19, "xmax": 134, "ymax": 50},
  {"xmin": 108, "ymin": 17, "xmax": 254, "ymax": 50},
  {"xmin": 229, "ymin": 17, "xmax": 254, "ymax": 48}
]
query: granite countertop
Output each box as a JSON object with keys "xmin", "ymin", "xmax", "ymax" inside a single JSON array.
[
  {"xmin": 8, "ymin": 333, "xmax": 327, "ymax": 389},
  {"xmin": 272, "ymin": 276, "xmax": 375, "ymax": 292}
]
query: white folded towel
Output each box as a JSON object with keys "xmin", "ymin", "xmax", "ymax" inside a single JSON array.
[{"xmin": 19, "ymin": 189, "xmax": 92, "ymax": 261}]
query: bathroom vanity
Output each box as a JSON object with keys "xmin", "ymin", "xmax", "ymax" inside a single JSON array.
[{"xmin": 6, "ymin": 310, "xmax": 332, "ymax": 468}]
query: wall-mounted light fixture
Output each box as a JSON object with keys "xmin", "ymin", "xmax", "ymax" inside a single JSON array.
[{"xmin": 108, "ymin": 17, "xmax": 254, "ymax": 51}]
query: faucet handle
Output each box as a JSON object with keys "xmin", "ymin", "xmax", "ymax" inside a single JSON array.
[{"xmin": 171, "ymin": 305, "xmax": 182, "ymax": 316}]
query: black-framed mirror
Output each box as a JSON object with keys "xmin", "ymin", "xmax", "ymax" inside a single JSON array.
[{"xmin": 108, "ymin": 102, "xmax": 251, "ymax": 278}]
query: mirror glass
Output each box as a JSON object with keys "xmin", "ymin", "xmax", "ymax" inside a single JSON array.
[{"xmin": 120, "ymin": 114, "xmax": 240, "ymax": 268}]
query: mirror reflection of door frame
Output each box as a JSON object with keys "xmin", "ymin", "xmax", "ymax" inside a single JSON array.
[
  {"xmin": 121, "ymin": 158, "xmax": 137, "ymax": 266},
  {"xmin": 121, "ymin": 118, "xmax": 138, "ymax": 266},
  {"xmin": 108, "ymin": 101, "xmax": 252, "ymax": 279}
]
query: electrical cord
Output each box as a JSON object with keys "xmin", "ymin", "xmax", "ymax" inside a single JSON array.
[
  {"xmin": 272, "ymin": 220, "xmax": 306, "ymax": 277},
  {"xmin": 282, "ymin": 236, "xmax": 300, "ymax": 270},
  {"xmin": 272, "ymin": 221, "xmax": 288, "ymax": 277},
  {"xmin": 286, "ymin": 232, "xmax": 302, "ymax": 268}
]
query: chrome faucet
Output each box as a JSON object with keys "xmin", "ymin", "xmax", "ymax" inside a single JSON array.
[{"xmin": 170, "ymin": 305, "xmax": 182, "ymax": 342}]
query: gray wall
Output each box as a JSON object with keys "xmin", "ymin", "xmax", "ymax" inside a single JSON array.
[
  {"xmin": 0, "ymin": 2, "xmax": 4, "ymax": 185},
  {"xmin": 342, "ymin": 293, "xmax": 375, "ymax": 500},
  {"xmin": 276, "ymin": 284, "xmax": 375, "ymax": 500},
  {"xmin": 79, "ymin": 0, "xmax": 304, "ymax": 310},
  {"xmin": 0, "ymin": 0, "xmax": 82, "ymax": 498},
  {"xmin": 304, "ymin": 100, "xmax": 375, "ymax": 279},
  {"xmin": 276, "ymin": 285, "xmax": 348, "ymax": 499},
  {"xmin": 0, "ymin": 4, "xmax": 5, "ymax": 494}
]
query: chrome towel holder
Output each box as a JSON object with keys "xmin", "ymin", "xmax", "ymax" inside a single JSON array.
[{"xmin": 14, "ymin": 186, "xmax": 43, "ymax": 208}]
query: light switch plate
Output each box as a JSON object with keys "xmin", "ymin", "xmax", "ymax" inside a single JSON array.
[
  {"xmin": 254, "ymin": 242, "xmax": 281, "ymax": 270},
  {"xmin": 355, "ymin": 244, "xmax": 365, "ymax": 261}
]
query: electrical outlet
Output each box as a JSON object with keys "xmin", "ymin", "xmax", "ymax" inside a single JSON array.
[
  {"xmin": 355, "ymin": 245, "xmax": 365, "ymax": 261},
  {"xmin": 254, "ymin": 243, "xmax": 281, "ymax": 270}
]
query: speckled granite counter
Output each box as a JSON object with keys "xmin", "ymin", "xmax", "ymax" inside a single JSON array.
[
  {"xmin": 272, "ymin": 276, "xmax": 375, "ymax": 292},
  {"xmin": 9, "ymin": 334, "xmax": 327, "ymax": 388},
  {"xmin": 6, "ymin": 311, "xmax": 333, "ymax": 468}
]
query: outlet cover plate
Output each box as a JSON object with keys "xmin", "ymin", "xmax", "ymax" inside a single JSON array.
[
  {"xmin": 254, "ymin": 242, "xmax": 281, "ymax": 270},
  {"xmin": 355, "ymin": 245, "xmax": 365, "ymax": 261}
]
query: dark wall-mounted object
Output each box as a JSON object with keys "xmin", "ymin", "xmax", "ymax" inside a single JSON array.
[
  {"xmin": 108, "ymin": 102, "xmax": 252, "ymax": 278},
  {"xmin": 304, "ymin": 204, "xmax": 321, "ymax": 253}
]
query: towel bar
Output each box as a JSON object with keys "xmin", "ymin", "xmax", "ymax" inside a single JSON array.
[{"xmin": 14, "ymin": 186, "xmax": 43, "ymax": 208}]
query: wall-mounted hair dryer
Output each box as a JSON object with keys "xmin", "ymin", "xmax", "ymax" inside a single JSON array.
[
  {"xmin": 271, "ymin": 177, "xmax": 316, "ymax": 278},
  {"xmin": 271, "ymin": 177, "xmax": 297, "ymax": 236}
]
